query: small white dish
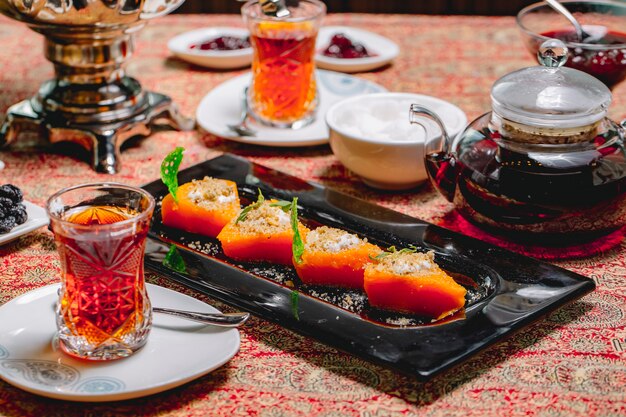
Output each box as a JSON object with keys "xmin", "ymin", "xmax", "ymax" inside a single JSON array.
[
  {"xmin": 315, "ymin": 26, "xmax": 399, "ymax": 73},
  {"xmin": 326, "ymin": 92, "xmax": 467, "ymax": 190},
  {"xmin": 0, "ymin": 201, "xmax": 49, "ymax": 245},
  {"xmin": 196, "ymin": 69, "xmax": 386, "ymax": 147},
  {"xmin": 168, "ymin": 27, "xmax": 252, "ymax": 69},
  {"xmin": 0, "ymin": 283, "xmax": 240, "ymax": 402}
]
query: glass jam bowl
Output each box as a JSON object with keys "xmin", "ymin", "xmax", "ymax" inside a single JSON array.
[{"xmin": 516, "ymin": 0, "xmax": 626, "ymax": 89}]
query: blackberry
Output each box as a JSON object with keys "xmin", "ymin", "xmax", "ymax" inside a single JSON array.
[
  {"xmin": 0, "ymin": 216, "xmax": 16, "ymax": 234},
  {"xmin": 0, "ymin": 197, "xmax": 13, "ymax": 211},
  {"xmin": 10, "ymin": 203, "xmax": 28, "ymax": 225},
  {"xmin": 0, "ymin": 184, "xmax": 29, "ymax": 234},
  {"xmin": 0, "ymin": 184, "xmax": 23, "ymax": 204}
]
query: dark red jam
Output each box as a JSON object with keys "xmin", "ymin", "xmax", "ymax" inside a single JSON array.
[
  {"xmin": 190, "ymin": 36, "xmax": 251, "ymax": 51},
  {"xmin": 322, "ymin": 33, "xmax": 372, "ymax": 59},
  {"xmin": 540, "ymin": 29, "xmax": 626, "ymax": 87}
]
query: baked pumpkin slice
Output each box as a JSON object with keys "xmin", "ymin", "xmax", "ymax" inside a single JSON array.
[
  {"xmin": 294, "ymin": 226, "xmax": 381, "ymax": 289},
  {"xmin": 364, "ymin": 249, "xmax": 466, "ymax": 320},
  {"xmin": 217, "ymin": 192, "xmax": 308, "ymax": 265},
  {"xmin": 161, "ymin": 176, "xmax": 240, "ymax": 238}
]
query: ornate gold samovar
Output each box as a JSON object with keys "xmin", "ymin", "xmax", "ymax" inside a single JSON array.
[{"xmin": 0, "ymin": 0, "xmax": 194, "ymax": 173}]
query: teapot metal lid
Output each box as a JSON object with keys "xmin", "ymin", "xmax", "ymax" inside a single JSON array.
[{"xmin": 490, "ymin": 39, "xmax": 612, "ymax": 129}]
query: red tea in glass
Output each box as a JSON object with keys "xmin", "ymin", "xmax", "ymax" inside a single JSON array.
[
  {"xmin": 243, "ymin": 0, "xmax": 325, "ymax": 128},
  {"xmin": 47, "ymin": 184, "xmax": 155, "ymax": 361}
]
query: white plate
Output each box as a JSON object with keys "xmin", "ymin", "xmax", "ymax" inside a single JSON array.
[
  {"xmin": 315, "ymin": 26, "xmax": 399, "ymax": 73},
  {"xmin": 196, "ymin": 69, "xmax": 387, "ymax": 147},
  {"xmin": 168, "ymin": 27, "xmax": 252, "ymax": 69},
  {"xmin": 0, "ymin": 284, "xmax": 240, "ymax": 402},
  {"xmin": 0, "ymin": 201, "xmax": 49, "ymax": 245}
]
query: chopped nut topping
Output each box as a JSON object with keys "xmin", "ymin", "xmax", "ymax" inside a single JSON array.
[
  {"xmin": 186, "ymin": 177, "xmax": 236, "ymax": 209},
  {"xmin": 305, "ymin": 226, "xmax": 364, "ymax": 253},
  {"xmin": 370, "ymin": 250, "xmax": 437, "ymax": 276},
  {"xmin": 232, "ymin": 200, "xmax": 291, "ymax": 234}
]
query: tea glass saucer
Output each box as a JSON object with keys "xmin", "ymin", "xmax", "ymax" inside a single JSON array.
[
  {"xmin": 0, "ymin": 201, "xmax": 49, "ymax": 246},
  {"xmin": 195, "ymin": 69, "xmax": 387, "ymax": 147},
  {"xmin": 0, "ymin": 284, "xmax": 240, "ymax": 402}
]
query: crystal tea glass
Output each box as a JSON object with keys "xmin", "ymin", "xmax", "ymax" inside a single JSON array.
[
  {"xmin": 242, "ymin": 0, "xmax": 326, "ymax": 128},
  {"xmin": 46, "ymin": 183, "xmax": 155, "ymax": 361}
]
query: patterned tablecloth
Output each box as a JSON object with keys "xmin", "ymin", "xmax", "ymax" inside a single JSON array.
[{"xmin": 1, "ymin": 13, "xmax": 625, "ymax": 417}]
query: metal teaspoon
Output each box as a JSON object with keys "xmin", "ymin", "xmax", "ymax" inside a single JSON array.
[
  {"xmin": 544, "ymin": 0, "xmax": 595, "ymax": 42},
  {"xmin": 153, "ymin": 307, "xmax": 250, "ymax": 327}
]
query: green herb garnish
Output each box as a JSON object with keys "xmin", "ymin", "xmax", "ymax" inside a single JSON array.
[
  {"xmin": 291, "ymin": 290, "xmax": 300, "ymax": 321},
  {"xmin": 290, "ymin": 197, "xmax": 304, "ymax": 264},
  {"xmin": 269, "ymin": 200, "xmax": 292, "ymax": 212},
  {"xmin": 160, "ymin": 147, "xmax": 184, "ymax": 204},
  {"xmin": 163, "ymin": 244, "xmax": 187, "ymax": 273},
  {"xmin": 370, "ymin": 244, "xmax": 419, "ymax": 261},
  {"xmin": 235, "ymin": 189, "xmax": 265, "ymax": 224}
]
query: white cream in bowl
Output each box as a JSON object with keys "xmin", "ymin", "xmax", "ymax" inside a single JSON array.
[{"xmin": 326, "ymin": 93, "xmax": 467, "ymax": 190}]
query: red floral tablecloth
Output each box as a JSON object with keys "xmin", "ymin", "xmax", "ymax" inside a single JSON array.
[{"xmin": 1, "ymin": 13, "xmax": 625, "ymax": 417}]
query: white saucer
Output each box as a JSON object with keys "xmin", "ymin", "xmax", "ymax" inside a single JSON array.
[
  {"xmin": 0, "ymin": 201, "xmax": 49, "ymax": 245},
  {"xmin": 168, "ymin": 27, "xmax": 252, "ymax": 69},
  {"xmin": 196, "ymin": 70, "xmax": 387, "ymax": 147},
  {"xmin": 315, "ymin": 26, "xmax": 399, "ymax": 73},
  {"xmin": 0, "ymin": 284, "xmax": 240, "ymax": 402}
]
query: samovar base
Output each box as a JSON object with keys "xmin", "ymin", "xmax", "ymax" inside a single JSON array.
[
  {"xmin": 0, "ymin": 0, "xmax": 191, "ymax": 173},
  {"xmin": 0, "ymin": 89, "xmax": 194, "ymax": 174}
]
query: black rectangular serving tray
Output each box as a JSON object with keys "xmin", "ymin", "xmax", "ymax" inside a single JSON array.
[{"xmin": 142, "ymin": 154, "xmax": 595, "ymax": 381}]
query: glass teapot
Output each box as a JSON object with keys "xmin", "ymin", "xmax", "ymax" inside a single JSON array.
[{"xmin": 410, "ymin": 40, "xmax": 626, "ymax": 241}]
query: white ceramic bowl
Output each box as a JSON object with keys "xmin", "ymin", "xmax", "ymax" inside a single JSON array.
[
  {"xmin": 167, "ymin": 27, "xmax": 252, "ymax": 69},
  {"xmin": 316, "ymin": 26, "xmax": 399, "ymax": 73},
  {"xmin": 326, "ymin": 93, "xmax": 467, "ymax": 190}
]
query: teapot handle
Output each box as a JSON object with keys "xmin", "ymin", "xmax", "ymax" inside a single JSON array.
[{"xmin": 409, "ymin": 104, "xmax": 453, "ymax": 154}]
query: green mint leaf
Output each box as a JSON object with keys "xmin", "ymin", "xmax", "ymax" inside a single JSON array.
[
  {"xmin": 369, "ymin": 252, "xmax": 390, "ymax": 261},
  {"xmin": 370, "ymin": 245, "xmax": 418, "ymax": 261},
  {"xmin": 269, "ymin": 200, "xmax": 292, "ymax": 212},
  {"xmin": 397, "ymin": 245, "xmax": 419, "ymax": 255},
  {"xmin": 291, "ymin": 290, "xmax": 300, "ymax": 321},
  {"xmin": 163, "ymin": 244, "xmax": 187, "ymax": 274},
  {"xmin": 160, "ymin": 147, "xmax": 184, "ymax": 204},
  {"xmin": 290, "ymin": 197, "xmax": 304, "ymax": 264},
  {"xmin": 236, "ymin": 189, "xmax": 265, "ymax": 224}
]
